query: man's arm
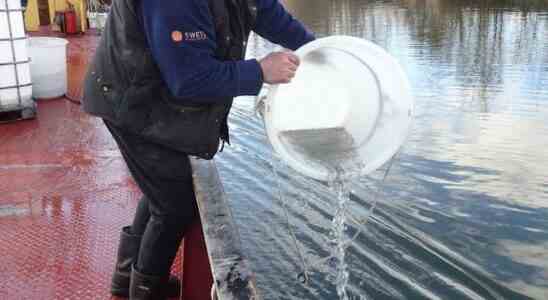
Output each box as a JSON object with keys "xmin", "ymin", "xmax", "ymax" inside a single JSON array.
[
  {"xmin": 253, "ymin": 0, "xmax": 316, "ymax": 50},
  {"xmin": 141, "ymin": 0, "xmax": 264, "ymax": 102}
]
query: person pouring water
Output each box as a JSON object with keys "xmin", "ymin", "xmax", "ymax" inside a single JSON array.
[{"xmin": 82, "ymin": 0, "xmax": 314, "ymax": 299}]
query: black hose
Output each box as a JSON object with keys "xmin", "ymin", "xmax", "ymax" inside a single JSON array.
[{"xmin": 64, "ymin": 93, "xmax": 82, "ymax": 105}]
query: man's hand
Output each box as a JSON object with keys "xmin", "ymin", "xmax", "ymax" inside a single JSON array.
[{"xmin": 259, "ymin": 52, "xmax": 300, "ymax": 84}]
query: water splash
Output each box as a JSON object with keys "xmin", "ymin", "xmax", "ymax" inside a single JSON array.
[{"xmin": 329, "ymin": 179, "xmax": 351, "ymax": 300}]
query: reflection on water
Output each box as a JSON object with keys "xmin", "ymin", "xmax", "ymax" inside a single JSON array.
[{"xmin": 219, "ymin": 0, "xmax": 548, "ymax": 299}]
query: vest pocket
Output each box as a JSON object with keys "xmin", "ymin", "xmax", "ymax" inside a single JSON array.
[{"xmin": 139, "ymin": 98, "xmax": 224, "ymax": 160}]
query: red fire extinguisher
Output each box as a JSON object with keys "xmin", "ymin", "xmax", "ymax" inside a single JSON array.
[{"xmin": 64, "ymin": 7, "xmax": 78, "ymax": 34}]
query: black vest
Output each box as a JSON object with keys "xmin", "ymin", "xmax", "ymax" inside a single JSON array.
[{"xmin": 82, "ymin": 0, "xmax": 257, "ymax": 159}]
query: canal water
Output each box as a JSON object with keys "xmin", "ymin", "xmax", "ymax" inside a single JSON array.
[{"xmin": 216, "ymin": 0, "xmax": 548, "ymax": 299}]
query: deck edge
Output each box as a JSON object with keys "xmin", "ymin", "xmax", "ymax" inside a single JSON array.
[{"xmin": 190, "ymin": 158, "xmax": 261, "ymax": 300}]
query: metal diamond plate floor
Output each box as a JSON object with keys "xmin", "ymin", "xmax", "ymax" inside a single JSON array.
[{"xmin": 0, "ymin": 30, "xmax": 182, "ymax": 300}]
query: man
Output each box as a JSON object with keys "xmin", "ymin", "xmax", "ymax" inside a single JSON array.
[{"xmin": 82, "ymin": 0, "xmax": 314, "ymax": 299}]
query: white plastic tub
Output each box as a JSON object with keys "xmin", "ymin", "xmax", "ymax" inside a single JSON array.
[
  {"xmin": 261, "ymin": 36, "xmax": 414, "ymax": 181},
  {"xmin": 28, "ymin": 37, "xmax": 68, "ymax": 99},
  {"xmin": 0, "ymin": 0, "xmax": 33, "ymax": 109}
]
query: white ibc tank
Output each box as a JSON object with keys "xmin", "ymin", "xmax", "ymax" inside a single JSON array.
[
  {"xmin": 0, "ymin": 0, "xmax": 32, "ymax": 110},
  {"xmin": 28, "ymin": 37, "xmax": 68, "ymax": 99}
]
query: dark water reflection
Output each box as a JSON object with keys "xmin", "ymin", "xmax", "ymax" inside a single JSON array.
[{"xmin": 217, "ymin": 0, "xmax": 548, "ymax": 299}]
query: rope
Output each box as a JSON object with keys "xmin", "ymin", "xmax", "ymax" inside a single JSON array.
[
  {"xmin": 273, "ymin": 153, "xmax": 398, "ymax": 284},
  {"xmin": 297, "ymin": 153, "xmax": 399, "ymax": 273},
  {"xmin": 272, "ymin": 161, "xmax": 311, "ymax": 284}
]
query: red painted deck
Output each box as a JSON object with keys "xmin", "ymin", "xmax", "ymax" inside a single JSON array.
[{"xmin": 0, "ymin": 30, "xmax": 191, "ymax": 299}]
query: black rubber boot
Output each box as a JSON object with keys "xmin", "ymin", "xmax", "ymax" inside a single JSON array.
[
  {"xmin": 111, "ymin": 226, "xmax": 181, "ymax": 297},
  {"xmin": 129, "ymin": 265, "xmax": 169, "ymax": 300}
]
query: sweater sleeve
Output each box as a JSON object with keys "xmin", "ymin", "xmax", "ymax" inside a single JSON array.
[
  {"xmin": 253, "ymin": 0, "xmax": 315, "ymax": 50},
  {"xmin": 141, "ymin": 0, "xmax": 264, "ymax": 103}
]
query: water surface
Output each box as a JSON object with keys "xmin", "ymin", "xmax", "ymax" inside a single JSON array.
[{"xmin": 217, "ymin": 1, "xmax": 548, "ymax": 299}]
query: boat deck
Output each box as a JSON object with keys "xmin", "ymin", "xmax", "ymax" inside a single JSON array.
[{"xmin": 0, "ymin": 30, "xmax": 182, "ymax": 299}]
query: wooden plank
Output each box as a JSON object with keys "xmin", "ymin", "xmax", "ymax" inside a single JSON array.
[{"xmin": 190, "ymin": 158, "xmax": 262, "ymax": 300}]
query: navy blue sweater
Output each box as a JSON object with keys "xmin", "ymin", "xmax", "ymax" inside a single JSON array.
[{"xmin": 140, "ymin": 0, "xmax": 315, "ymax": 103}]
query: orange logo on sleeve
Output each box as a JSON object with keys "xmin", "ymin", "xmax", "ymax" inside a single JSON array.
[
  {"xmin": 171, "ymin": 31, "xmax": 184, "ymax": 42},
  {"xmin": 171, "ymin": 30, "xmax": 208, "ymax": 43}
]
